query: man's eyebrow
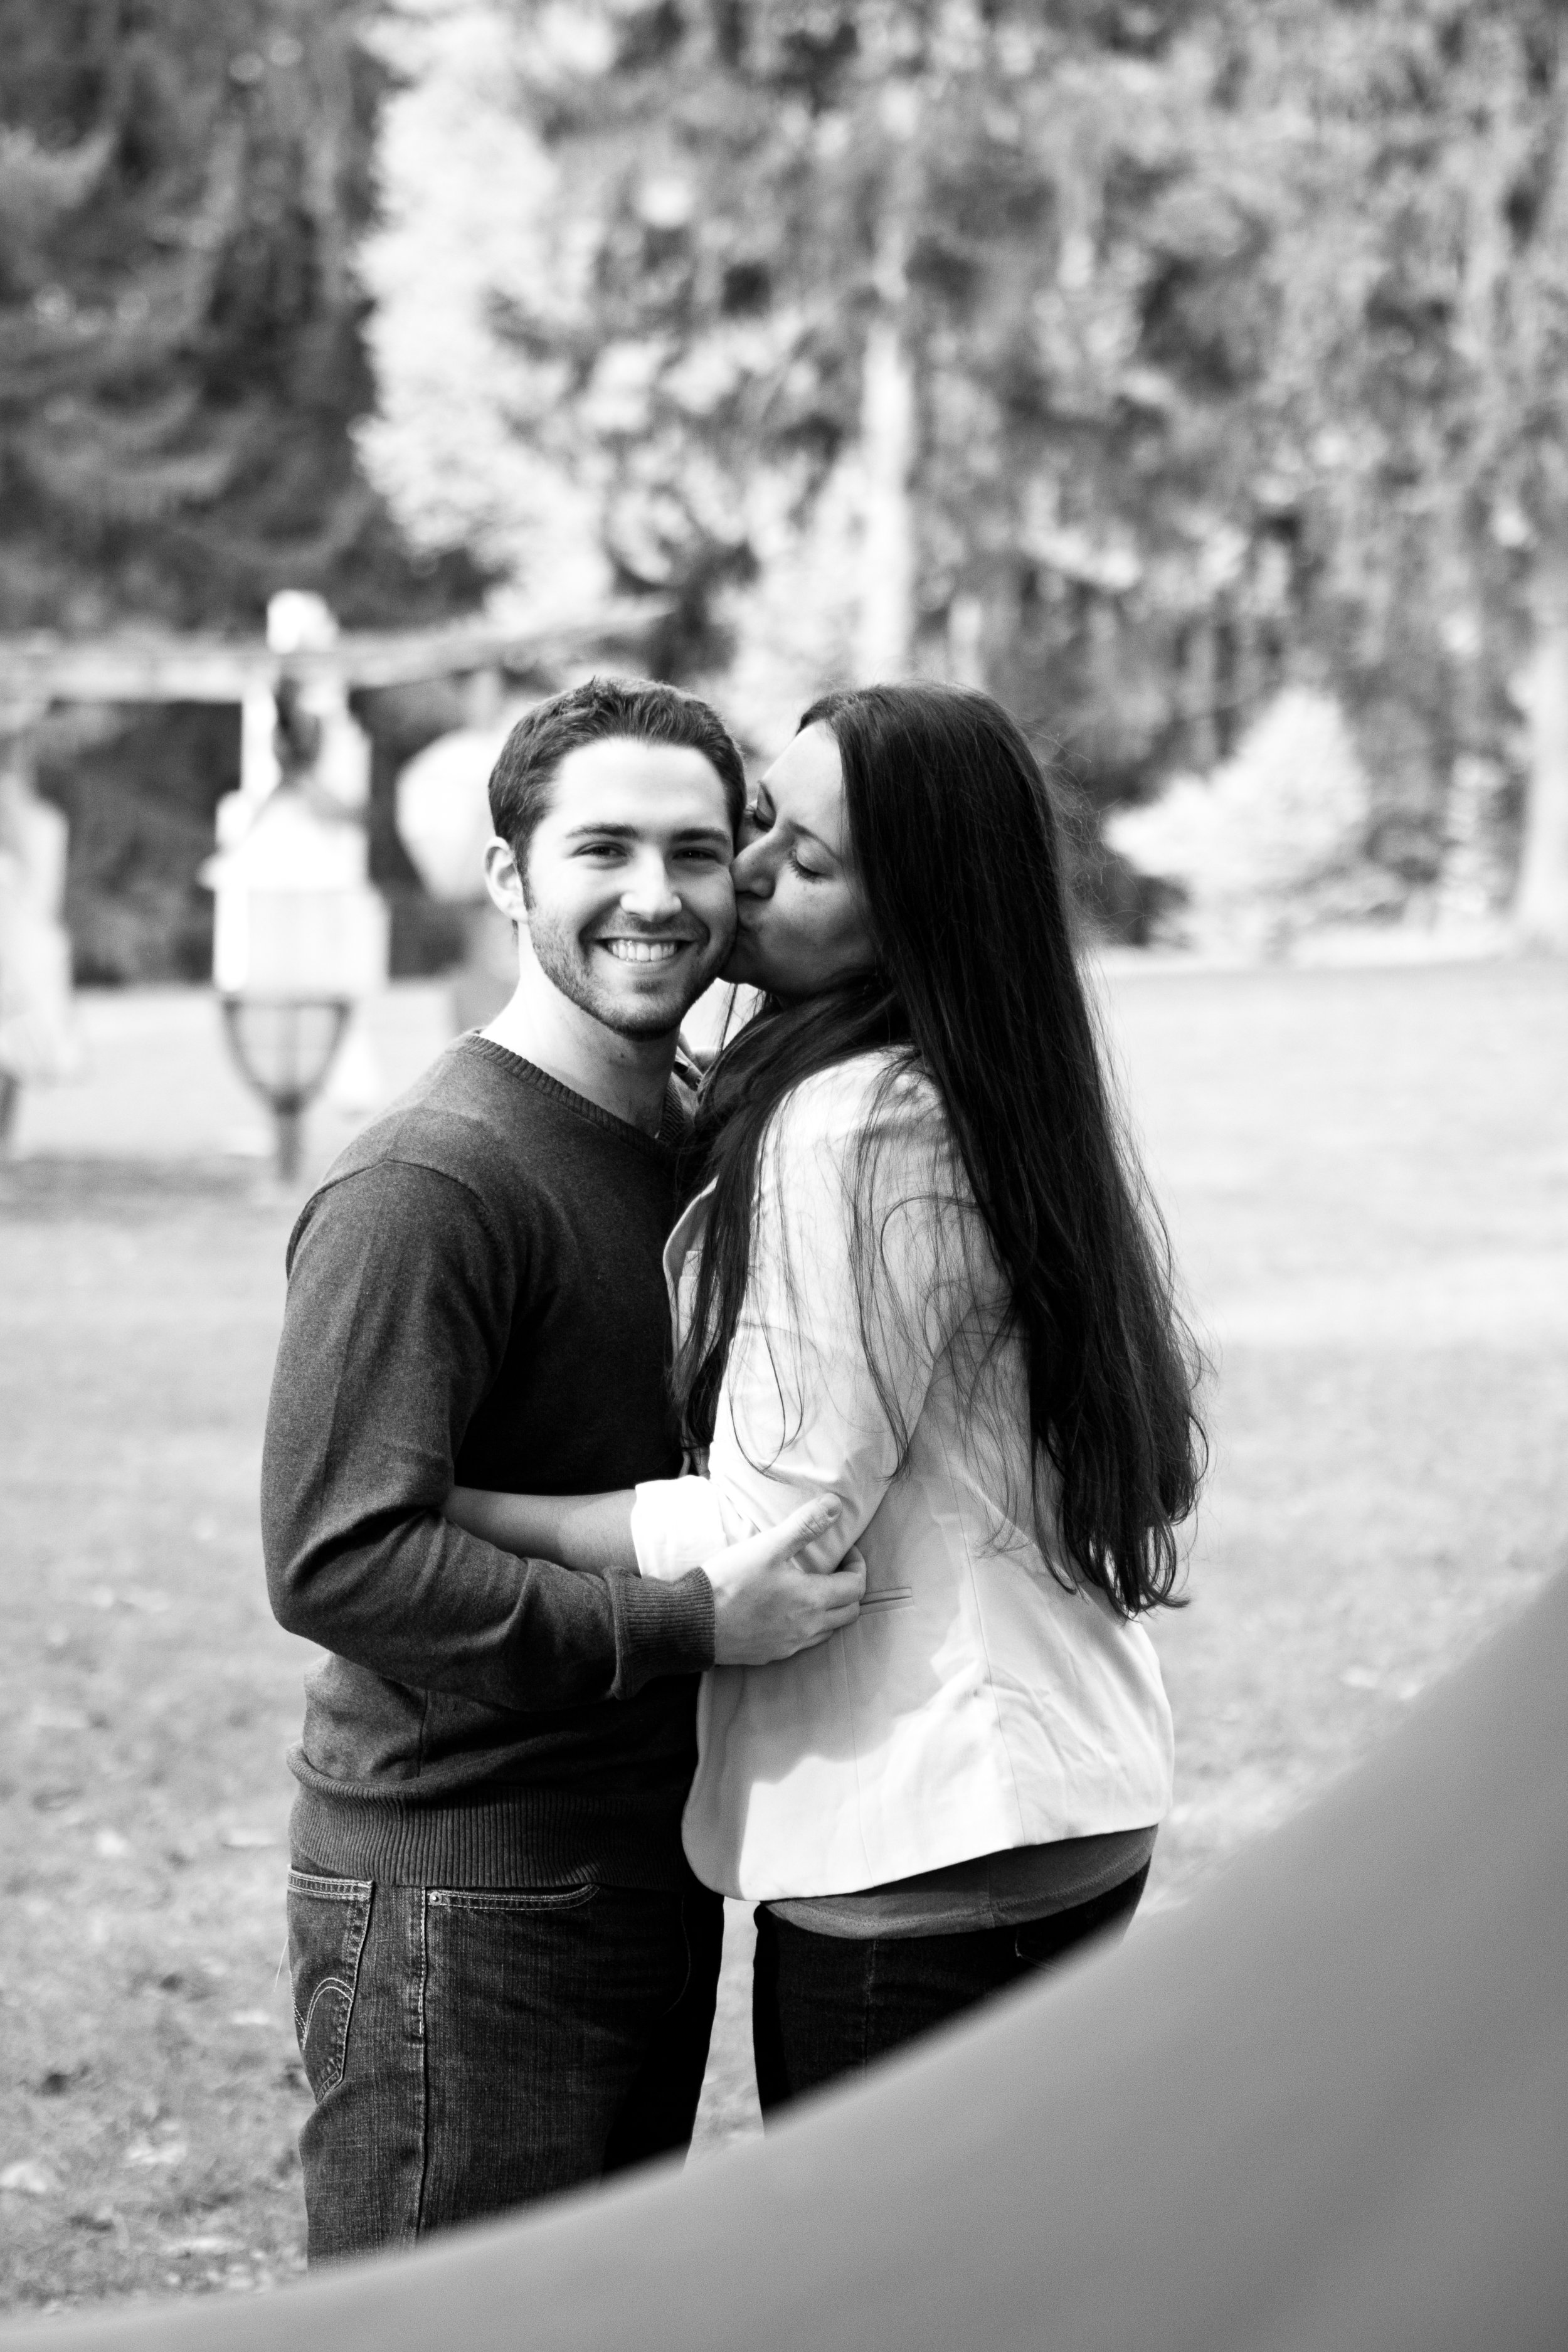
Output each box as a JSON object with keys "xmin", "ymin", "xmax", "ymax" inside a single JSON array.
[{"xmin": 561, "ymin": 821, "xmax": 734, "ymax": 843}]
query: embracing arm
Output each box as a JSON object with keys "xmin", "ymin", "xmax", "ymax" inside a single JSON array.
[
  {"xmin": 445, "ymin": 1486, "xmax": 636, "ymax": 1574},
  {"xmin": 262, "ymin": 1157, "xmax": 711, "ymax": 1709},
  {"xmin": 444, "ymin": 1482, "xmax": 865, "ymax": 1665},
  {"xmin": 632, "ymin": 1062, "xmax": 955, "ymax": 1580}
]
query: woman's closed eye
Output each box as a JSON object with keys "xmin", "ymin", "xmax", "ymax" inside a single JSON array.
[{"xmin": 748, "ymin": 798, "xmax": 829, "ymax": 879}]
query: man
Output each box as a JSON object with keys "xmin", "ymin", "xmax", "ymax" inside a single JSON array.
[{"xmin": 262, "ymin": 677, "xmax": 861, "ymax": 2259}]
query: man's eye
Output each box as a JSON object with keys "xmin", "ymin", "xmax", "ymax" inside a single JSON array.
[{"xmin": 578, "ymin": 840, "xmax": 625, "ymax": 858}]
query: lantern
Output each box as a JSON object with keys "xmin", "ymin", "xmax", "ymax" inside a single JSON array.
[{"xmin": 202, "ymin": 783, "xmax": 388, "ymax": 1180}]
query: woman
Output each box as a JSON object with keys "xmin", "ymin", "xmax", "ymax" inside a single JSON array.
[{"xmin": 451, "ymin": 682, "xmax": 1204, "ymax": 2109}]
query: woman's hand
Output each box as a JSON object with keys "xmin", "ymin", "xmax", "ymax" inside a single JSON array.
[{"xmin": 704, "ymin": 1496, "xmax": 866, "ymax": 1666}]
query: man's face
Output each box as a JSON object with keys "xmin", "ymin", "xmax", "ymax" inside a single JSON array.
[{"xmin": 517, "ymin": 736, "xmax": 737, "ymax": 1038}]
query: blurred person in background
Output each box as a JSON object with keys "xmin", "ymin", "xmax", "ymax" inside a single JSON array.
[
  {"xmin": 450, "ymin": 682, "xmax": 1205, "ymax": 2112},
  {"xmin": 0, "ymin": 717, "xmax": 77, "ymax": 1156},
  {"xmin": 262, "ymin": 678, "xmax": 861, "ymax": 2260}
]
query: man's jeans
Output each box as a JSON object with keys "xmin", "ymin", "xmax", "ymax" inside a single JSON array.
[
  {"xmin": 752, "ymin": 1864, "xmax": 1150, "ymax": 2114},
  {"xmin": 287, "ymin": 1862, "xmax": 723, "ymax": 2260}
]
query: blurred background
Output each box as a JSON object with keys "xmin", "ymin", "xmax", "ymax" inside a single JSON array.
[{"xmin": 1, "ymin": 0, "xmax": 1566, "ymax": 2323}]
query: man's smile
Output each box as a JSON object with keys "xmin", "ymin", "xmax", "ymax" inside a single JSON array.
[{"xmin": 598, "ymin": 938, "xmax": 689, "ymax": 965}]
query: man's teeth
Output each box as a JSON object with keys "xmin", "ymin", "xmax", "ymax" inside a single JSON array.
[{"xmin": 602, "ymin": 940, "xmax": 682, "ymax": 963}]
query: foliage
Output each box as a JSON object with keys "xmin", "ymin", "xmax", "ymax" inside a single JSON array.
[
  {"xmin": 1106, "ymin": 686, "xmax": 1392, "ymax": 953},
  {"xmin": 1212, "ymin": 0, "xmax": 1568, "ymax": 921},
  {"xmin": 362, "ymin": 1, "xmax": 1285, "ymax": 770},
  {"xmin": 0, "ymin": 0, "xmax": 485, "ymax": 633},
  {"xmin": 0, "ymin": 1, "xmax": 497, "ymax": 980},
  {"xmin": 360, "ymin": 0, "xmax": 1568, "ymax": 936},
  {"xmin": 10, "ymin": 1, "xmax": 1568, "ymax": 957}
]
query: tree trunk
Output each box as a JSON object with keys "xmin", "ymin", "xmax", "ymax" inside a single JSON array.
[
  {"xmin": 854, "ymin": 308, "xmax": 917, "ymax": 682},
  {"xmin": 1434, "ymin": 534, "xmax": 1507, "ymax": 925},
  {"xmin": 945, "ymin": 590, "xmax": 987, "ymax": 687},
  {"xmin": 1513, "ymin": 549, "xmax": 1568, "ymax": 951},
  {"xmin": 854, "ymin": 81, "xmax": 919, "ymax": 686}
]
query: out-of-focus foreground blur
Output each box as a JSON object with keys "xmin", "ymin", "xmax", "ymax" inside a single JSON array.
[{"xmin": 3, "ymin": 0, "xmax": 1568, "ymax": 2323}]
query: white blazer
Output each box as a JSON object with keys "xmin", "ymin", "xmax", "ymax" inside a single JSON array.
[{"xmin": 631, "ymin": 1049, "xmax": 1174, "ymax": 1901}]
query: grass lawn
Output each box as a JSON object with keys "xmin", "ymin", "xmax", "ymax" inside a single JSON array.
[{"xmin": 2, "ymin": 956, "xmax": 1565, "ymax": 2316}]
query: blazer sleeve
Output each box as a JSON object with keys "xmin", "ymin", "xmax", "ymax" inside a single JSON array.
[{"xmin": 631, "ymin": 1059, "xmax": 969, "ymax": 1579}]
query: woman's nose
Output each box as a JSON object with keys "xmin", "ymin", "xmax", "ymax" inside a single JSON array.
[{"xmin": 731, "ymin": 839, "xmax": 772, "ymax": 899}]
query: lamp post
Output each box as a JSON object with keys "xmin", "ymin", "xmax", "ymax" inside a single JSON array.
[
  {"xmin": 203, "ymin": 781, "xmax": 389, "ymax": 1179},
  {"xmin": 218, "ymin": 996, "xmax": 351, "ymax": 1184},
  {"xmin": 201, "ymin": 605, "xmax": 389, "ymax": 1180}
]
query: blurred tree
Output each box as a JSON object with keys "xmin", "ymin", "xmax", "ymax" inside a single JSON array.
[
  {"xmin": 0, "ymin": 0, "xmax": 485, "ymax": 630},
  {"xmin": 0, "ymin": 0, "xmax": 488, "ymax": 979},
  {"xmin": 360, "ymin": 0, "xmax": 1568, "ymax": 937},
  {"xmin": 363, "ymin": 2, "xmax": 1279, "ymax": 785},
  {"xmin": 1234, "ymin": 0, "xmax": 1568, "ymax": 939}
]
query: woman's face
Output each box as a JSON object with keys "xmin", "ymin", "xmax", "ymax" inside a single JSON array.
[{"xmin": 723, "ymin": 724, "xmax": 877, "ymax": 1001}]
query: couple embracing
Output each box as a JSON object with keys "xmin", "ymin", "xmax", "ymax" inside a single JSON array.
[{"xmin": 262, "ymin": 674, "xmax": 1203, "ymax": 2261}]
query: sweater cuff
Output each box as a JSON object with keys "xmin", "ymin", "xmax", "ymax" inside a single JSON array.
[
  {"xmin": 606, "ymin": 1565, "xmax": 714, "ymax": 1697},
  {"xmin": 631, "ymin": 1476, "xmax": 732, "ymax": 1582}
]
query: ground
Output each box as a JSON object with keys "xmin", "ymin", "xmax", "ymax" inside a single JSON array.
[{"xmin": 1, "ymin": 956, "xmax": 1565, "ymax": 2316}]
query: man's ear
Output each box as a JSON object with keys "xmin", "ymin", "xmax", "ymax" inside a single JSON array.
[{"xmin": 482, "ymin": 834, "xmax": 527, "ymax": 928}]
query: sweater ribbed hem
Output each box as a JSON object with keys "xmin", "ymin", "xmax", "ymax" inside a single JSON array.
[
  {"xmin": 608, "ymin": 1565, "xmax": 716, "ymax": 1695},
  {"xmin": 287, "ymin": 1771, "xmax": 691, "ymax": 1892}
]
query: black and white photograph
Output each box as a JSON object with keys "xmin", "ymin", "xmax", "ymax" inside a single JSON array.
[{"xmin": 1, "ymin": 3, "xmax": 1565, "ymax": 2346}]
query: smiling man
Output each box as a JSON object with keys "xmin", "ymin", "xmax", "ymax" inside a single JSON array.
[{"xmin": 262, "ymin": 677, "xmax": 857, "ymax": 2259}]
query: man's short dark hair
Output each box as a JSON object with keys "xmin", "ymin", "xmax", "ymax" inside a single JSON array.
[{"xmin": 487, "ymin": 675, "xmax": 746, "ymax": 867}]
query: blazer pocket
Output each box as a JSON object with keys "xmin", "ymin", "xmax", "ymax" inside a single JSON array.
[{"xmin": 858, "ymin": 1584, "xmax": 915, "ymax": 1611}]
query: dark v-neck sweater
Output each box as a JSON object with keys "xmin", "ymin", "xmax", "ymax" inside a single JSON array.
[{"xmin": 261, "ymin": 1034, "xmax": 714, "ymax": 1890}]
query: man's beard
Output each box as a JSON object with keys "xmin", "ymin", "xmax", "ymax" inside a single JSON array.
[{"xmin": 526, "ymin": 906, "xmax": 726, "ymax": 1039}]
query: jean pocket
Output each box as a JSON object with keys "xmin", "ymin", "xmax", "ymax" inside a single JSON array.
[
  {"xmin": 427, "ymin": 1883, "xmax": 599, "ymax": 1917},
  {"xmin": 287, "ymin": 1870, "xmax": 373, "ymax": 2102}
]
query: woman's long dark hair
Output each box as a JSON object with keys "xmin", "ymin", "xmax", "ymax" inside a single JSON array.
[{"xmin": 676, "ymin": 682, "xmax": 1205, "ymax": 1618}]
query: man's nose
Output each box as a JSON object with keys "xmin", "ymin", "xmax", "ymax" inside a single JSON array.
[{"xmin": 618, "ymin": 855, "xmax": 684, "ymax": 921}]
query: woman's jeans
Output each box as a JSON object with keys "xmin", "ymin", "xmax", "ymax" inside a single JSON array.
[
  {"xmin": 287, "ymin": 1863, "xmax": 723, "ymax": 2261},
  {"xmin": 752, "ymin": 1864, "xmax": 1150, "ymax": 2115}
]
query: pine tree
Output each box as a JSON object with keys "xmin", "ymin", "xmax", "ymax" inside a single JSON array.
[
  {"xmin": 0, "ymin": 0, "xmax": 483, "ymax": 632},
  {"xmin": 0, "ymin": 0, "xmax": 489, "ymax": 980}
]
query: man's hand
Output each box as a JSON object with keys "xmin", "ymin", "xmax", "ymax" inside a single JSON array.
[{"xmin": 705, "ymin": 1496, "xmax": 866, "ymax": 1667}]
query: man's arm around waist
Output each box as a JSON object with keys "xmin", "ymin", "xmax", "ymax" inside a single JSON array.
[{"xmin": 260, "ymin": 1156, "xmax": 714, "ymax": 1708}]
